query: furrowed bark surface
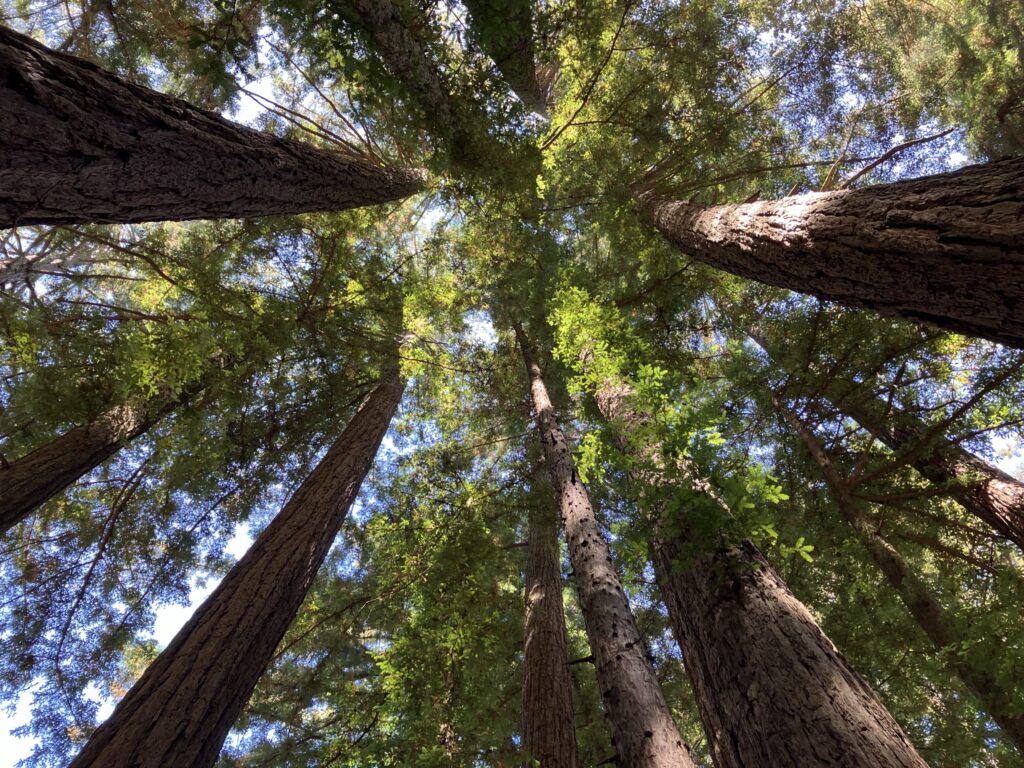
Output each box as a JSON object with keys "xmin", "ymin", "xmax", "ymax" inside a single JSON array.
[
  {"xmin": 514, "ymin": 323, "xmax": 695, "ymax": 768},
  {"xmin": 592, "ymin": 375, "xmax": 929, "ymax": 768},
  {"xmin": 0, "ymin": 25, "xmax": 422, "ymax": 227},
  {"xmin": 523, "ymin": 498, "xmax": 579, "ymax": 768},
  {"xmin": 463, "ymin": 0, "xmax": 546, "ymax": 114},
  {"xmin": 2, "ymin": 398, "xmax": 159, "ymax": 533},
  {"xmin": 639, "ymin": 156, "xmax": 1024, "ymax": 348},
  {"xmin": 783, "ymin": 402, "xmax": 1024, "ymax": 753},
  {"xmin": 69, "ymin": 372, "xmax": 404, "ymax": 768}
]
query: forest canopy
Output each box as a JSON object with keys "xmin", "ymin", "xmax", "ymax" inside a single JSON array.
[{"xmin": 1, "ymin": 0, "xmax": 1023, "ymax": 766}]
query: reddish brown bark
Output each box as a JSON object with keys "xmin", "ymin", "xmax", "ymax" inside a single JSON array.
[
  {"xmin": 591, "ymin": 373, "xmax": 929, "ymax": 768},
  {"xmin": 69, "ymin": 372, "xmax": 404, "ymax": 768},
  {"xmin": 514, "ymin": 323, "xmax": 695, "ymax": 768},
  {"xmin": 522, "ymin": 495, "xmax": 579, "ymax": 768},
  {"xmin": 0, "ymin": 26, "xmax": 422, "ymax": 228},
  {"xmin": 639, "ymin": 156, "xmax": 1024, "ymax": 348},
  {"xmin": 782, "ymin": 401, "xmax": 1024, "ymax": 753},
  {"xmin": 463, "ymin": 0, "xmax": 547, "ymax": 114}
]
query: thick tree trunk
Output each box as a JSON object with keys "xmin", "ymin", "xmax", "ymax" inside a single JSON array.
[
  {"xmin": 513, "ymin": 323, "xmax": 695, "ymax": 768},
  {"xmin": 639, "ymin": 156, "xmax": 1024, "ymax": 348},
  {"xmin": 463, "ymin": 0, "xmax": 547, "ymax": 115},
  {"xmin": 747, "ymin": 329, "xmax": 1024, "ymax": 551},
  {"xmin": 69, "ymin": 371, "xmax": 404, "ymax": 768},
  {"xmin": 0, "ymin": 25, "xmax": 422, "ymax": 228},
  {"xmin": 591, "ymin": 375, "xmax": 929, "ymax": 768},
  {"xmin": 522, "ymin": 498, "xmax": 579, "ymax": 768},
  {"xmin": 1, "ymin": 398, "xmax": 159, "ymax": 534},
  {"xmin": 782, "ymin": 401, "xmax": 1024, "ymax": 753}
]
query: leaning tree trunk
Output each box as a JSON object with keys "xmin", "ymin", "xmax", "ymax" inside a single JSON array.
[
  {"xmin": 781, "ymin": 401, "xmax": 1024, "ymax": 753},
  {"xmin": 638, "ymin": 156, "xmax": 1024, "ymax": 348},
  {"xmin": 69, "ymin": 371, "xmax": 404, "ymax": 768},
  {"xmin": 463, "ymin": 0, "xmax": 547, "ymax": 115},
  {"xmin": 590, "ymin": 374, "xmax": 929, "ymax": 768},
  {"xmin": 1, "ymin": 397, "xmax": 168, "ymax": 534},
  {"xmin": 514, "ymin": 322, "xmax": 696, "ymax": 768},
  {"xmin": 747, "ymin": 329, "xmax": 1024, "ymax": 552},
  {"xmin": 522, "ymin": 493, "xmax": 579, "ymax": 768},
  {"xmin": 0, "ymin": 25, "xmax": 422, "ymax": 228}
]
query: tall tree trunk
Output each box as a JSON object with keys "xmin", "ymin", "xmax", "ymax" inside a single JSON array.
[
  {"xmin": 638, "ymin": 156, "xmax": 1024, "ymax": 348},
  {"xmin": 513, "ymin": 323, "xmax": 696, "ymax": 768},
  {"xmin": 0, "ymin": 26, "xmax": 422, "ymax": 228},
  {"xmin": 780, "ymin": 400, "xmax": 1024, "ymax": 753},
  {"xmin": 522, "ymin": 489, "xmax": 579, "ymax": 768},
  {"xmin": 1, "ymin": 397, "xmax": 165, "ymax": 534},
  {"xmin": 748, "ymin": 329, "xmax": 1024, "ymax": 552},
  {"xmin": 463, "ymin": 0, "xmax": 547, "ymax": 115},
  {"xmin": 69, "ymin": 371, "xmax": 404, "ymax": 768},
  {"xmin": 590, "ymin": 374, "xmax": 930, "ymax": 768}
]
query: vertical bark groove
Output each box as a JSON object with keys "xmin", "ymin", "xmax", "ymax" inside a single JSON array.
[
  {"xmin": 69, "ymin": 371, "xmax": 404, "ymax": 768},
  {"xmin": 639, "ymin": 156, "xmax": 1024, "ymax": 348},
  {"xmin": 0, "ymin": 26, "xmax": 423, "ymax": 227},
  {"xmin": 514, "ymin": 323, "xmax": 695, "ymax": 768}
]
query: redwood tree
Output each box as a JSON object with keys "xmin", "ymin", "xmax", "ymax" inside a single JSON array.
[
  {"xmin": 68, "ymin": 370, "xmax": 404, "ymax": 768},
  {"xmin": 0, "ymin": 26, "xmax": 422, "ymax": 228}
]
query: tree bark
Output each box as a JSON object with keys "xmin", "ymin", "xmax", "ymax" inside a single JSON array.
[
  {"xmin": 69, "ymin": 371, "xmax": 404, "ymax": 768},
  {"xmin": 781, "ymin": 400, "xmax": 1024, "ymax": 753},
  {"xmin": 590, "ymin": 374, "xmax": 930, "ymax": 768},
  {"xmin": 0, "ymin": 25, "xmax": 422, "ymax": 228},
  {"xmin": 513, "ymin": 322, "xmax": 696, "ymax": 768},
  {"xmin": 522, "ymin": 490, "xmax": 579, "ymax": 768},
  {"xmin": 463, "ymin": 0, "xmax": 547, "ymax": 115},
  {"xmin": 1, "ymin": 397, "xmax": 163, "ymax": 534},
  {"xmin": 638, "ymin": 156, "xmax": 1024, "ymax": 348}
]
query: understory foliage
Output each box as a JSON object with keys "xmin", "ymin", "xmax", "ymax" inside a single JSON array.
[{"xmin": 1, "ymin": 0, "xmax": 1023, "ymax": 766}]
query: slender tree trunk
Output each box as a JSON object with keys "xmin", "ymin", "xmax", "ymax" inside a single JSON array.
[
  {"xmin": 513, "ymin": 323, "xmax": 696, "ymax": 768},
  {"xmin": 590, "ymin": 375, "xmax": 930, "ymax": 768},
  {"xmin": 0, "ymin": 26, "xmax": 422, "ymax": 228},
  {"xmin": 522, "ymin": 491, "xmax": 579, "ymax": 768},
  {"xmin": 463, "ymin": 0, "xmax": 547, "ymax": 115},
  {"xmin": 638, "ymin": 156, "xmax": 1024, "ymax": 348},
  {"xmin": 1, "ymin": 398, "xmax": 162, "ymax": 534},
  {"xmin": 69, "ymin": 371, "xmax": 404, "ymax": 768},
  {"xmin": 781, "ymin": 400, "xmax": 1024, "ymax": 753},
  {"xmin": 748, "ymin": 329, "xmax": 1024, "ymax": 552}
]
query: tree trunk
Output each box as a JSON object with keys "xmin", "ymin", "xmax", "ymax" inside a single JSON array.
[
  {"xmin": 781, "ymin": 400, "xmax": 1024, "ymax": 753},
  {"xmin": 638, "ymin": 156, "xmax": 1024, "ymax": 348},
  {"xmin": 463, "ymin": 0, "xmax": 547, "ymax": 115},
  {"xmin": 522, "ymin": 493, "xmax": 579, "ymax": 768},
  {"xmin": 1, "ymin": 398, "xmax": 159, "ymax": 534},
  {"xmin": 0, "ymin": 26, "xmax": 422, "ymax": 228},
  {"xmin": 591, "ymin": 375, "xmax": 930, "ymax": 768},
  {"xmin": 69, "ymin": 371, "xmax": 404, "ymax": 768},
  {"xmin": 513, "ymin": 323, "xmax": 696, "ymax": 768}
]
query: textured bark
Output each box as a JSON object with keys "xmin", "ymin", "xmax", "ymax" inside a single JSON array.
[
  {"xmin": 0, "ymin": 25, "xmax": 422, "ymax": 228},
  {"xmin": 783, "ymin": 402, "xmax": 1024, "ymax": 753},
  {"xmin": 522, "ymin": 497, "xmax": 579, "ymax": 768},
  {"xmin": 1, "ymin": 398, "xmax": 158, "ymax": 534},
  {"xmin": 591, "ymin": 375, "xmax": 929, "ymax": 768},
  {"xmin": 514, "ymin": 323, "xmax": 695, "ymax": 768},
  {"xmin": 748, "ymin": 329, "xmax": 1024, "ymax": 552},
  {"xmin": 463, "ymin": 0, "xmax": 547, "ymax": 114},
  {"xmin": 639, "ymin": 156, "xmax": 1024, "ymax": 348},
  {"xmin": 69, "ymin": 372, "xmax": 404, "ymax": 768}
]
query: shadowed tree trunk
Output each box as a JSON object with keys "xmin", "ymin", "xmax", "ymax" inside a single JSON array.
[
  {"xmin": 514, "ymin": 322, "xmax": 696, "ymax": 768},
  {"xmin": 68, "ymin": 370, "xmax": 404, "ymax": 768},
  {"xmin": 522, "ymin": 483, "xmax": 579, "ymax": 768},
  {"xmin": 781, "ymin": 400, "xmax": 1024, "ymax": 753},
  {"xmin": 463, "ymin": 0, "xmax": 547, "ymax": 115},
  {"xmin": 1, "ymin": 392, "xmax": 182, "ymax": 534},
  {"xmin": 638, "ymin": 156, "xmax": 1024, "ymax": 348},
  {"xmin": 0, "ymin": 25, "xmax": 422, "ymax": 228},
  {"xmin": 588, "ymin": 371, "xmax": 929, "ymax": 768},
  {"xmin": 748, "ymin": 329, "xmax": 1024, "ymax": 552}
]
